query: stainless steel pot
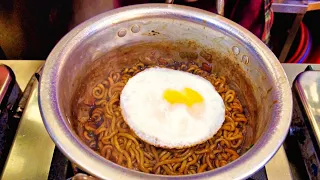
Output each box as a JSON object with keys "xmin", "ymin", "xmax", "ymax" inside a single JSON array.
[{"xmin": 39, "ymin": 4, "xmax": 292, "ymax": 179}]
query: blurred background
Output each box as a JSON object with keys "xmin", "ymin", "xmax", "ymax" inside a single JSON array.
[{"xmin": 0, "ymin": 0, "xmax": 320, "ymax": 63}]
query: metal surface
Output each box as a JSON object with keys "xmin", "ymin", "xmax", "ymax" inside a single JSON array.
[
  {"xmin": 265, "ymin": 146, "xmax": 293, "ymax": 180},
  {"xmin": 0, "ymin": 64, "xmax": 315, "ymax": 180},
  {"xmin": 263, "ymin": 63, "xmax": 320, "ymax": 180},
  {"xmin": 70, "ymin": 173, "xmax": 96, "ymax": 180},
  {"xmin": 0, "ymin": 65, "xmax": 12, "ymax": 103},
  {"xmin": 282, "ymin": 64, "xmax": 320, "ymax": 85},
  {"xmin": 291, "ymin": 66, "xmax": 320, "ymax": 179},
  {"xmin": 0, "ymin": 60, "xmax": 295, "ymax": 180},
  {"xmin": 165, "ymin": 0, "xmax": 224, "ymax": 16},
  {"xmin": 295, "ymin": 71, "xmax": 320, "ymax": 148},
  {"xmin": 0, "ymin": 60, "xmax": 54, "ymax": 180},
  {"xmin": 216, "ymin": 0, "xmax": 224, "ymax": 16},
  {"xmin": 272, "ymin": 0, "xmax": 320, "ymax": 14},
  {"xmin": 1, "ymin": 79, "xmax": 55, "ymax": 180},
  {"xmin": 290, "ymin": 86, "xmax": 319, "ymax": 179},
  {"xmin": 0, "ymin": 61, "xmax": 297, "ymax": 180},
  {"xmin": 39, "ymin": 4, "xmax": 292, "ymax": 180},
  {"xmin": 279, "ymin": 64, "xmax": 320, "ymax": 180},
  {"xmin": 0, "ymin": 63, "xmax": 313, "ymax": 180},
  {"xmin": 278, "ymin": 14, "xmax": 304, "ymax": 63},
  {"xmin": 0, "ymin": 60, "xmax": 44, "ymax": 90},
  {"xmin": 0, "ymin": 64, "xmax": 21, "ymax": 174},
  {"xmin": 272, "ymin": 0, "xmax": 308, "ymax": 14}
]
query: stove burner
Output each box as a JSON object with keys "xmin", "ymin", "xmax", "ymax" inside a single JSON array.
[
  {"xmin": 2, "ymin": 63, "xmax": 320, "ymax": 179},
  {"xmin": 0, "ymin": 65, "xmax": 21, "ymax": 173}
]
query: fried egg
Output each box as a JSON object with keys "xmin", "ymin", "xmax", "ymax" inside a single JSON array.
[{"xmin": 120, "ymin": 67, "xmax": 225, "ymax": 148}]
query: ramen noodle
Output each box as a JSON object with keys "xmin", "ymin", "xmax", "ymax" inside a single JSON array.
[{"xmin": 77, "ymin": 61, "xmax": 247, "ymax": 175}]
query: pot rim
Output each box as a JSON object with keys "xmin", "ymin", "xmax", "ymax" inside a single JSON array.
[{"xmin": 39, "ymin": 4, "xmax": 292, "ymax": 179}]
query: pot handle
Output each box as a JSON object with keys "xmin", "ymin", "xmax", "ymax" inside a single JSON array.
[
  {"xmin": 164, "ymin": 0, "xmax": 224, "ymax": 16},
  {"xmin": 67, "ymin": 173, "xmax": 97, "ymax": 180},
  {"xmin": 216, "ymin": 0, "xmax": 224, "ymax": 16}
]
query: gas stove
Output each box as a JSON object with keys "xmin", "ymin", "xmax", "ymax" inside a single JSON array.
[{"xmin": 0, "ymin": 61, "xmax": 319, "ymax": 180}]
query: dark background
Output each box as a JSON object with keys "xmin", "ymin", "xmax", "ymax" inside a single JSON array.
[{"xmin": 0, "ymin": 0, "xmax": 319, "ymax": 60}]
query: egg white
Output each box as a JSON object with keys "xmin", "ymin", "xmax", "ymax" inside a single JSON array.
[{"xmin": 120, "ymin": 67, "xmax": 225, "ymax": 148}]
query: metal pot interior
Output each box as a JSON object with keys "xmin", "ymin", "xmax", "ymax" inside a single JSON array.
[
  {"xmin": 40, "ymin": 4, "xmax": 292, "ymax": 179},
  {"xmin": 71, "ymin": 41, "xmax": 259, "ymax": 151}
]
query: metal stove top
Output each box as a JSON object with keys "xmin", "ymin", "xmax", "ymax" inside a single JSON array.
[
  {"xmin": 288, "ymin": 68, "xmax": 320, "ymax": 179},
  {"xmin": 295, "ymin": 70, "xmax": 320, "ymax": 147},
  {"xmin": 0, "ymin": 60, "xmax": 319, "ymax": 180}
]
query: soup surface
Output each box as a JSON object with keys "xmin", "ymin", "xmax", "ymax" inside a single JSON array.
[{"xmin": 75, "ymin": 61, "xmax": 248, "ymax": 175}]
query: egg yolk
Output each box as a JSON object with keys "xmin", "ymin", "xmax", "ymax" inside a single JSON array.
[{"xmin": 163, "ymin": 88, "xmax": 204, "ymax": 107}]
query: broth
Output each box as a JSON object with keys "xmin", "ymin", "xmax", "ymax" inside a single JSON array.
[{"xmin": 74, "ymin": 61, "xmax": 248, "ymax": 175}]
